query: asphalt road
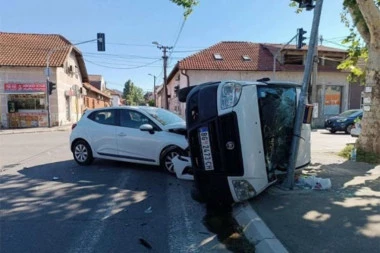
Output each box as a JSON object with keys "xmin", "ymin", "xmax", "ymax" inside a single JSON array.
[{"xmin": 0, "ymin": 131, "xmax": 231, "ymax": 253}]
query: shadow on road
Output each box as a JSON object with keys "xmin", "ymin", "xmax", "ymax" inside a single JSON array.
[{"xmin": 251, "ymin": 160, "xmax": 380, "ymax": 253}]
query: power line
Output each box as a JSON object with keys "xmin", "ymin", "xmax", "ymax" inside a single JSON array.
[{"xmin": 85, "ymin": 59, "xmax": 161, "ymax": 69}]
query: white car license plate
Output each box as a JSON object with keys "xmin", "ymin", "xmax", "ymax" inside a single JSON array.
[{"xmin": 199, "ymin": 127, "xmax": 214, "ymax": 171}]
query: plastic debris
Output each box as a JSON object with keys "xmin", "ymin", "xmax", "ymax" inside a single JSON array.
[
  {"xmin": 139, "ymin": 238, "xmax": 152, "ymax": 249},
  {"xmin": 52, "ymin": 176, "xmax": 59, "ymax": 180},
  {"xmin": 144, "ymin": 206, "xmax": 152, "ymax": 214},
  {"xmin": 295, "ymin": 175, "xmax": 331, "ymax": 190}
]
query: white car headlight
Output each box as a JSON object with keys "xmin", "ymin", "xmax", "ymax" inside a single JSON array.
[
  {"xmin": 220, "ymin": 82, "xmax": 242, "ymax": 110},
  {"xmin": 232, "ymin": 180, "xmax": 256, "ymax": 201}
]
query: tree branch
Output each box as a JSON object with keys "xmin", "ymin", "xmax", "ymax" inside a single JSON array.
[
  {"xmin": 346, "ymin": 5, "xmax": 370, "ymax": 44},
  {"xmin": 356, "ymin": 0, "xmax": 380, "ymax": 44}
]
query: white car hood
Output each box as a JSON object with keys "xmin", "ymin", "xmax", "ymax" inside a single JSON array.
[{"xmin": 162, "ymin": 122, "xmax": 186, "ymax": 131}]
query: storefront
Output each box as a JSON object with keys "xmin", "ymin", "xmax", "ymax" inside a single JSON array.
[{"xmin": 2, "ymin": 83, "xmax": 48, "ymax": 128}]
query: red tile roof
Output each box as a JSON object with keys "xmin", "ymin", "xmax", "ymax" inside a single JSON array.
[
  {"xmin": 83, "ymin": 82, "xmax": 111, "ymax": 99},
  {"xmin": 179, "ymin": 41, "xmax": 277, "ymax": 71},
  {"xmin": 0, "ymin": 32, "xmax": 75, "ymax": 67}
]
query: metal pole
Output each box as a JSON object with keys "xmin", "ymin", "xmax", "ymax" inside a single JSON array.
[
  {"xmin": 282, "ymin": 0, "xmax": 324, "ymax": 189},
  {"xmin": 163, "ymin": 47, "xmax": 169, "ymax": 110},
  {"xmin": 46, "ymin": 49, "xmax": 55, "ymax": 128},
  {"xmin": 153, "ymin": 75, "xmax": 156, "ymax": 107}
]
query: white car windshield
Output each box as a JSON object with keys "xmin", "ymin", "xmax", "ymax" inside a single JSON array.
[{"xmin": 141, "ymin": 107, "xmax": 184, "ymax": 126}]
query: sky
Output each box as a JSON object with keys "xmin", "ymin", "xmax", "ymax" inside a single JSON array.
[{"xmin": 1, "ymin": 0, "xmax": 351, "ymax": 93}]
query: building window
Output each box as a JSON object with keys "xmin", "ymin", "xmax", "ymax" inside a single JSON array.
[
  {"xmin": 213, "ymin": 53, "xmax": 223, "ymax": 60},
  {"xmin": 242, "ymin": 55, "xmax": 251, "ymax": 61},
  {"xmin": 284, "ymin": 53, "xmax": 303, "ymax": 65},
  {"xmin": 8, "ymin": 94, "xmax": 45, "ymax": 110},
  {"xmin": 319, "ymin": 86, "xmax": 342, "ymax": 115}
]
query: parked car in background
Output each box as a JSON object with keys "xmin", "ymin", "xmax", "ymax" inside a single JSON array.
[
  {"xmin": 324, "ymin": 109, "xmax": 363, "ymax": 134},
  {"xmin": 350, "ymin": 120, "xmax": 362, "ymax": 137},
  {"xmin": 70, "ymin": 106, "xmax": 188, "ymax": 174}
]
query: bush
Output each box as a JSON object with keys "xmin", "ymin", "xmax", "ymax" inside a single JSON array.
[
  {"xmin": 338, "ymin": 144, "xmax": 355, "ymax": 159},
  {"xmin": 339, "ymin": 144, "xmax": 380, "ymax": 164}
]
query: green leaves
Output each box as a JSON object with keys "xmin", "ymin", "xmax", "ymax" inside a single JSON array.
[
  {"xmin": 170, "ymin": 0, "xmax": 199, "ymax": 18},
  {"xmin": 123, "ymin": 80, "xmax": 145, "ymax": 105}
]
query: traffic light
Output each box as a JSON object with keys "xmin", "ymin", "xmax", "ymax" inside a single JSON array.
[
  {"xmin": 97, "ymin": 33, "xmax": 105, "ymax": 52},
  {"xmin": 293, "ymin": 0, "xmax": 315, "ymax": 10},
  {"xmin": 48, "ymin": 81, "xmax": 56, "ymax": 95},
  {"xmin": 296, "ymin": 28, "xmax": 307, "ymax": 49}
]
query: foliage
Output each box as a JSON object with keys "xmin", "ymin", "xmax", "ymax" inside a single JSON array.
[
  {"xmin": 122, "ymin": 79, "xmax": 144, "ymax": 105},
  {"xmin": 338, "ymin": 143, "xmax": 380, "ymax": 164},
  {"xmin": 148, "ymin": 99, "xmax": 155, "ymax": 106},
  {"xmin": 170, "ymin": 0, "xmax": 199, "ymax": 18},
  {"xmin": 338, "ymin": 143, "xmax": 354, "ymax": 159}
]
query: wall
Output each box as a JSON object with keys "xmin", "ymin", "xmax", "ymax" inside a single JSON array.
[
  {"xmin": 56, "ymin": 51, "xmax": 85, "ymax": 125},
  {"xmin": 0, "ymin": 66, "xmax": 49, "ymax": 128}
]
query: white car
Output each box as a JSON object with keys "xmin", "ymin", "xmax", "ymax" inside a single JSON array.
[{"xmin": 70, "ymin": 106, "xmax": 188, "ymax": 174}]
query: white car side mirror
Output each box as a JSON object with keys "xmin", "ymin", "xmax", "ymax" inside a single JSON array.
[{"xmin": 140, "ymin": 124, "xmax": 154, "ymax": 133}]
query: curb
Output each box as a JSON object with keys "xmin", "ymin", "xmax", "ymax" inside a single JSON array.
[
  {"xmin": 233, "ymin": 202, "xmax": 288, "ymax": 253},
  {"xmin": 0, "ymin": 127, "xmax": 71, "ymax": 135}
]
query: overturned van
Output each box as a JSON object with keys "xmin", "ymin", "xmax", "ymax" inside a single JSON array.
[{"xmin": 179, "ymin": 79, "xmax": 311, "ymax": 204}]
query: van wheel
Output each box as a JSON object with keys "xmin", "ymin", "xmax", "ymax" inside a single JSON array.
[
  {"xmin": 73, "ymin": 140, "xmax": 93, "ymax": 165},
  {"xmin": 160, "ymin": 146, "xmax": 183, "ymax": 174}
]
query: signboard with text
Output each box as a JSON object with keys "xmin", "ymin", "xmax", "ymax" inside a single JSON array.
[{"xmin": 4, "ymin": 83, "xmax": 46, "ymax": 93}]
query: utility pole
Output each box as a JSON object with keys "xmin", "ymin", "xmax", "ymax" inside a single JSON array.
[
  {"xmin": 153, "ymin": 41, "xmax": 172, "ymax": 110},
  {"xmin": 148, "ymin": 73, "xmax": 157, "ymax": 106},
  {"xmin": 282, "ymin": 0, "xmax": 323, "ymax": 189}
]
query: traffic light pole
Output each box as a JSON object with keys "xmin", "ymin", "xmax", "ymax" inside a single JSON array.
[
  {"xmin": 45, "ymin": 35, "xmax": 105, "ymax": 127},
  {"xmin": 282, "ymin": 0, "xmax": 324, "ymax": 189}
]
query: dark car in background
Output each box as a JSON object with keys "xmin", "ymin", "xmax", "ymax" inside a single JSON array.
[{"xmin": 324, "ymin": 109, "xmax": 363, "ymax": 134}]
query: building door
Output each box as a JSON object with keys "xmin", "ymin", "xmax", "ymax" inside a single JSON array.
[{"xmin": 66, "ymin": 96, "xmax": 71, "ymax": 121}]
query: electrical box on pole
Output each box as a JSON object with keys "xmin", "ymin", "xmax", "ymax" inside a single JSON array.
[
  {"xmin": 97, "ymin": 33, "xmax": 106, "ymax": 52},
  {"xmin": 296, "ymin": 28, "xmax": 307, "ymax": 49}
]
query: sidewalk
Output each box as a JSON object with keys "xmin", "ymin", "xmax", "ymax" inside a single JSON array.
[
  {"xmin": 0, "ymin": 125, "xmax": 72, "ymax": 135},
  {"xmin": 237, "ymin": 131, "xmax": 380, "ymax": 252}
]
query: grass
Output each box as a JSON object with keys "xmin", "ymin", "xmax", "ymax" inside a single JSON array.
[{"xmin": 338, "ymin": 144, "xmax": 380, "ymax": 164}]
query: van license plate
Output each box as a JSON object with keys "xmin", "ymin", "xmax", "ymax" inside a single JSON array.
[{"xmin": 199, "ymin": 127, "xmax": 214, "ymax": 171}]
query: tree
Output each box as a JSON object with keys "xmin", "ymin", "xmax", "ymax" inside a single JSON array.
[
  {"xmin": 340, "ymin": 0, "xmax": 380, "ymax": 158},
  {"xmin": 171, "ymin": 0, "xmax": 380, "ymax": 158},
  {"xmin": 122, "ymin": 79, "xmax": 145, "ymax": 105}
]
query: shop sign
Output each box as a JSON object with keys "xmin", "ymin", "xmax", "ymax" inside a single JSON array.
[{"xmin": 4, "ymin": 83, "xmax": 46, "ymax": 93}]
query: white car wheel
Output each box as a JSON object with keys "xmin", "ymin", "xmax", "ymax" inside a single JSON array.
[{"xmin": 73, "ymin": 140, "xmax": 93, "ymax": 165}]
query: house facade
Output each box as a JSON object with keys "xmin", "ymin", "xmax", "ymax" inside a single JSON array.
[
  {"xmin": 161, "ymin": 41, "xmax": 353, "ymax": 127},
  {"xmin": 0, "ymin": 32, "xmax": 92, "ymax": 128}
]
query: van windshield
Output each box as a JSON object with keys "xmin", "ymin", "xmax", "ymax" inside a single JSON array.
[{"xmin": 257, "ymin": 86, "xmax": 297, "ymax": 174}]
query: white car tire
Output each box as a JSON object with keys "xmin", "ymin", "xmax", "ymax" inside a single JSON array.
[
  {"xmin": 73, "ymin": 140, "xmax": 94, "ymax": 166},
  {"xmin": 160, "ymin": 146, "xmax": 183, "ymax": 174}
]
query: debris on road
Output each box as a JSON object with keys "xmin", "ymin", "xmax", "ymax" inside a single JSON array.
[
  {"xmin": 52, "ymin": 176, "xmax": 60, "ymax": 180},
  {"xmin": 296, "ymin": 175, "xmax": 332, "ymax": 190}
]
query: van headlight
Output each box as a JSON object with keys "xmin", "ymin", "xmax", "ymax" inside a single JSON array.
[
  {"xmin": 220, "ymin": 82, "xmax": 242, "ymax": 110},
  {"xmin": 232, "ymin": 180, "xmax": 256, "ymax": 201}
]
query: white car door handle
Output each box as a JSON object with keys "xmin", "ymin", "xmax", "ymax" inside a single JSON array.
[{"xmin": 118, "ymin": 132, "xmax": 127, "ymax": 137}]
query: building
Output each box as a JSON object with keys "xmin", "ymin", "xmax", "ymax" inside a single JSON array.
[
  {"xmin": 106, "ymin": 89, "xmax": 123, "ymax": 106},
  {"xmin": 83, "ymin": 83, "xmax": 111, "ymax": 112},
  {"xmin": 161, "ymin": 41, "xmax": 351, "ymax": 127},
  {"xmin": 0, "ymin": 32, "xmax": 88, "ymax": 128},
  {"xmin": 88, "ymin": 74, "xmax": 106, "ymax": 91}
]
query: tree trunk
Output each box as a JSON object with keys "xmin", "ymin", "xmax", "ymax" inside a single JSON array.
[{"xmin": 354, "ymin": 1, "xmax": 380, "ymax": 157}]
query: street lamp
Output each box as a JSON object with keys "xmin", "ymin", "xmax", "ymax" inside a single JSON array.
[
  {"xmin": 153, "ymin": 41, "xmax": 172, "ymax": 110},
  {"xmin": 148, "ymin": 73, "xmax": 157, "ymax": 107}
]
